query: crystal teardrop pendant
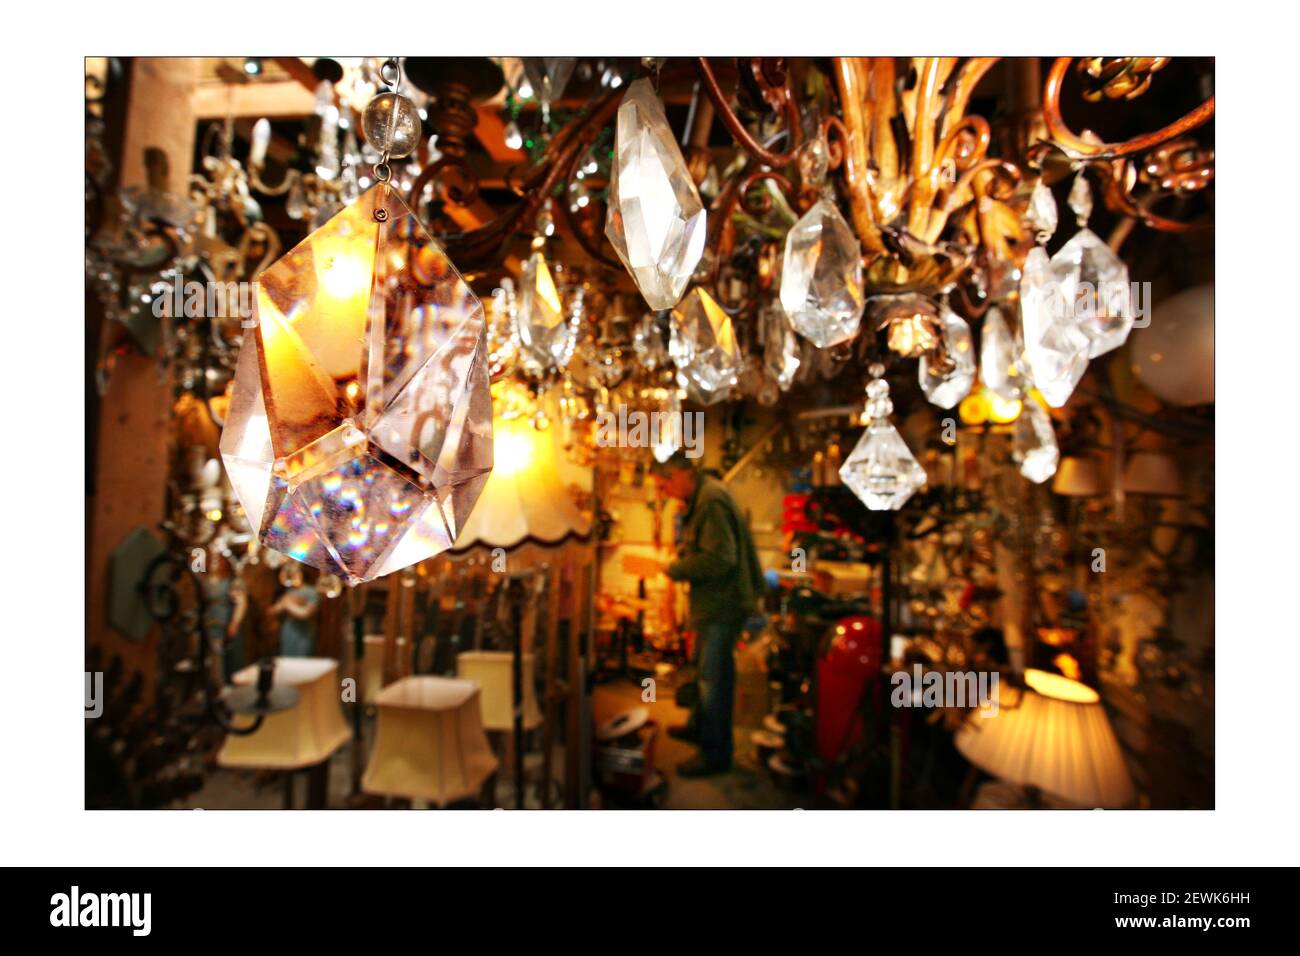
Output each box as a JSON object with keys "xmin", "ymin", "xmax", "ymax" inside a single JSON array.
[
  {"xmin": 669, "ymin": 287, "xmax": 738, "ymax": 405},
  {"xmin": 919, "ymin": 306, "xmax": 975, "ymax": 409},
  {"xmin": 1013, "ymin": 397, "xmax": 1060, "ymax": 483},
  {"xmin": 1051, "ymin": 227, "xmax": 1135, "ymax": 358},
  {"xmin": 605, "ymin": 79, "xmax": 707, "ymax": 310},
  {"xmin": 840, "ymin": 372, "xmax": 927, "ymax": 511},
  {"xmin": 1019, "ymin": 245, "xmax": 1090, "ymax": 407},
  {"xmin": 220, "ymin": 184, "xmax": 494, "ymax": 585},
  {"xmin": 979, "ymin": 305, "xmax": 1026, "ymax": 402},
  {"xmin": 516, "ymin": 250, "xmax": 577, "ymax": 370},
  {"xmin": 779, "ymin": 198, "xmax": 865, "ymax": 348},
  {"xmin": 760, "ymin": 302, "xmax": 801, "ymax": 391}
]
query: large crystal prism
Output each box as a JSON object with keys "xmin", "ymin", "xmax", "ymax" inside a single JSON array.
[
  {"xmin": 670, "ymin": 287, "xmax": 738, "ymax": 405},
  {"xmin": 1052, "ymin": 227, "xmax": 1135, "ymax": 358},
  {"xmin": 979, "ymin": 305, "xmax": 1026, "ymax": 401},
  {"xmin": 1019, "ymin": 245, "xmax": 1090, "ymax": 407},
  {"xmin": 840, "ymin": 421, "xmax": 927, "ymax": 511},
  {"xmin": 780, "ymin": 198, "xmax": 865, "ymax": 348},
  {"xmin": 1013, "ymin": 399, "xmax": 1059, "ymax": 484},
  {"xmin": 605, "ymin": 79, "xmax": 707, "ymax": 311},
  {"xmin": 919, "ymin": 306, "xmax": 975, "ymax": 408},
  {"xmin": 220, "ymin": 184, "xmax": 493, "ymax": 586},
  {"xmin": 516, "ymin": 251, "xmax": 576, "ymax": 370}
]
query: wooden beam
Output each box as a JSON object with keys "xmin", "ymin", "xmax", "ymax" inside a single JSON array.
[{"xmin": 192, "ymin": 79, "xmax": 315, "ymax": 120}]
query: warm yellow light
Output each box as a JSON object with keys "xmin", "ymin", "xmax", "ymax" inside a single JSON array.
[
  {"xmin": 988, "ymin": 393, "xmax": 1022, "ymax": 424},
  {"xmin": 958, "ymin": 392, "xmax": 989, "ymax": 425},
  {"xmin": 1025, "ymin": 667, "xmax": 1099, "ymax": 704},
  {"xmin": 206, "ymin": 508, "xmax": 223, "ymax": 522},
  {"xmin": 492, "ymin": 417, "xmax": 538, "ymax": 478}
]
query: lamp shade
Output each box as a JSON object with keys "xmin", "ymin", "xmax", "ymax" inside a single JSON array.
[
  {"xmin": 218, "ymin": 658, "xmax": 351, "ymax": 770},
  {"xmin": 362, "ymin": 676, "xmax": 498, "ymax": 806},
  {"xmin": 452, "ymin": 387, "xmax": 589, "ymax": 551},
  {"xmin": 955, "ymin": 669, "xmax": 1135, "ymax": 808},
  {"xmin": 456, "ymin": 650, "xmax": 543, "ymax": 732},
  {"xmin": 1122, "ymin": 451, "xmax": 1183, "ymax": 496},
  {"xmin": 1052, "ymin": 456, "xmax": 1105, "ymax": 497}
]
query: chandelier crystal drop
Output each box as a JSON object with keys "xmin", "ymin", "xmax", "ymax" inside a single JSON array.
[
  {"xmin": 516, "ymin": 251, "xmax": 577, "ymax": 370},
  {"xmin": 779, "ymin": 198, "xmax": 865, "ymax": 348},
  {"xmin": 840, "ymin": 367, "xmax": 927, "ymax": 511},
  {"xmin": 1019, "ymin": 245, "xmax": 1090, "ymax": 408},
  {"xmin": 919, "ymin": 306, "xmax": 976, "ymax": 409},
  {"xmin": 1052, "ymin": 227, "xmax": 1136, "ymax": 359},
  {"xmin": 219, "ymin": 184, "xmax": 493, "ymax": 585},
  {"xmin": 669, "ymin": 287, "xmax": 739, "ymax": 405},
  {"xmin": 604, "ymin": 78, "xmax": 707, "ymax": 311},
  {"xmin": 1013, "ymin": 397, "xmax": 1060, "ymax": 484},
  {"xmin": 979, "ymin": 305, "xmax": 1026, "ymax": 402}
]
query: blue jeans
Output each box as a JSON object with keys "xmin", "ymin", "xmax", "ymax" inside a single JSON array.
[{"xmin": 693, "ymin": 619, "xmax": 740, "ymax": 767}]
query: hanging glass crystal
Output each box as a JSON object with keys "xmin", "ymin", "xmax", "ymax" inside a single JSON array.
[
  {"xmin": 1019, "ymin": 245, "xmax": 1089, "ymax": 407},
  {"xmin": 979, "ymin": 305, "xmax": 1026, "ymax": 401},
  {"xmin": 1013, "ymin": 398, "xmax": 1060, "ymax": 483},
  {"xmin": 220, "ymin": 184, "xmax": 493, "ymax": 585},
  {"xmin": 523, "ymin": 58, "xmax": 576, "ymax": 109},
  {"xmin": 670, "ymin": 287, "xmax": 738, "ymax": 405},
  {"xmin": 840, "ymin": 369, "xmax": 927, "ymax": 511},
  {"xmin": 760, "ymin": 302, "xmax": 801, "ymax": 391},
  {"xmin": 779, "ymin": 198, "xmax": 865, "ymax": 348},
  {"xmin": 918, "ymin": 306, "xmax": 975, "ymax": 409},
  {"xmin": 516, "ymin": 250, "xmax": 577, "ymax": 370},
  {"xmin": 633, "ymin": 312, "xmax": 668, "ymax": 371},
  {"xmin": 1025, "ymin": 178, "xmax": 1058, "ymax": 239},
  {"xmin": 605, "ymin": 78, "xmax": 707, "ymax": 310},
  {"xmin": 1052, "ymin": 227, "xmax": 1135, "ymax": 359}
]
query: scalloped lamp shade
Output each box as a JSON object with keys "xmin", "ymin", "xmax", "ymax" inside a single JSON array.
[{"xmin": 955, "ymin": 669, "xmax": 1135, "ymax": 808}]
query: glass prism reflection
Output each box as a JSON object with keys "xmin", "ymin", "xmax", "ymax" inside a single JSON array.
[
  {"xmin": 780, "ymin": 198, "xmax": 865, "ymax": 348},
  {"xmin": 220, "ymin": 184, "xmax": 493, "ymax": 585},
  {"xmin": 840, "ymin": 420, "xmax": 927, "ymax": 511},
  {"xmin": 605, "ymin": 79, "xmax": 707, "ymax": 310},
  {"xmin": 670, "ymin": 287, "xmax": 738, "ymax": 405},
  {"xmin": 919, "ymin": 306, "xmax": 975, "ymax": 409}
]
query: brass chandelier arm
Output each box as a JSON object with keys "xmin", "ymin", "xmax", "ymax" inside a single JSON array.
[
  {"xmin": 1043, "ymin": 56, "xmax": 1215, "ymax": 160},
  {"xmin": 694, "ymin": 57, "xmax": 801, "ymax": 169},
  {"xmin": 832, "ymin": 57, "xmax": 887, "ymax": 255},
  {"xmin": 1100, "ymin": 160, "xmax": 1212, "ymax": 234}
]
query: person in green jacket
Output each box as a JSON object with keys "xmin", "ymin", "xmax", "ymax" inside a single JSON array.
[{"xmin": 653, "ymin": 449, "xmax": 764, "ymax": 777}]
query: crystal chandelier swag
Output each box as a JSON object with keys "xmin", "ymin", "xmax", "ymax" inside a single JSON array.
[{"xmin": 220, "ymin": 61, "xmax": 494, "ymax": 586}]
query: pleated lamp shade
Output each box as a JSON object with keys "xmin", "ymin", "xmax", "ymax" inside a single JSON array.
[
  {"xmin": 1122, "ymin": 451, "xmax": 1184, "ymax": 497},
  {"xmin": 955, "ymin": 669, "xmax": 1135, "ymax": 808},
  {"xmin": 457, "ymin": 651, "xmax": 543, "ymax": 732},
  {"xmin": 218, "ymin": 658, "xmax": 352, "ymax": 770},
  {"xmin": 452, "ymin": 396, "xmax": 589, "ymax": 551},
  {"xmin": 362, "ymin": 676, "xmax": 499, "ymax": 806}
]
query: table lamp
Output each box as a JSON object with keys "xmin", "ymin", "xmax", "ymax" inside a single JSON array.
[
  {"xmin": 217, "ymin": 657, "xmax": 351, "ymax": 771},
  {"xmin": 955, "ymin": 668, "xmax": 1136, "ymax": 808},
  {"xmin": 456, "ymin": 650, "xmax": 543, "ymax": 733},
  {"xmin": 362, "ymin": 676, "xmax": 499, "ymax": 806}
]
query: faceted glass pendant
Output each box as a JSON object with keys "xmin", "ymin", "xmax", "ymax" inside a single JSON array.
[
  {"xmin": 840, "ymin": 421, "xmax": 927, "ymax": 511},
  {"xmin": 1025, "ymin": 179, "xmax": 1058, "ymax": 238},
  {"xmin": 670, "ymin": 287, "xmax": 738, "ymax": 405},
  {"xmin": 1019, "ymin": 245, "xmax": 1090, "ymax": 407},
  {"xmin": 220, "ymin": 184, "xmax": 493, "ymax": 586},
  {"xmin": 1013, "ymin": 398, "xmax": 1060, "ymax": 484},
  {"xmin": 840, "ymin": 372, "xmax": 927, "ymax": 511},
  {"xmin": 605, "ymin": 79, "xmax": 707, "ymax": 310},
  {"xmin": 761, "ymin": 303, "xmax": 801, "ymax": 391},
  {"xmin": 523, "ymin": 57, "xmax": 576, "ymax": 106},
  {"xmin": 919, "ymin": 306, "xmax": 975, "ymax": 409},
  {"xmin": 1052, "ymin": 228, "xmax": 1135, "ymax": 358},
  {"xmin": 979, "ymin": 305, "xmax": 1026, "ymax": 402},
  {"xmin": 780, "ymin": 198, "xmax": 865, "ymax": 348},
  {"xmin": 516, "ymin": 251, "xmax": 576, "ymax": 370}
]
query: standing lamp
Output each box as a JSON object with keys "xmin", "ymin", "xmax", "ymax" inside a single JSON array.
[
  {"xmin": 955, "ymin": 668, "xmax": 1136, "ymax": 808},
  {"xmin": 362, "ymin": 676, "xmax": 499, "ymax": 807},
  {"xmin": 457, "ymin": 650, "xmax": 543, "ymax": 732},
  {"xmin": 217, "ymin": 657, "xmax": 352, "ymax": 808}
]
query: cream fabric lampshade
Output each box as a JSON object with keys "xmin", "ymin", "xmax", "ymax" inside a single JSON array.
[
  {"xmin": 362, "ymin": 676, "xmax": 499, "ymax": 806},
  {"xmin": 1122, "ymin": 451, "xmax": 1183, "ymax": 496},
  {"xmin": 955, "ymin": 669, "xmax": 1136, "ymax": 808},
  {"xmin": 1052, "ymin": 456, "xmax": 1106, "ymax": 497},
  {"xmin": 452, "ymin": 389, "xmax": 589, "ymax": 551},
  {"xmin": 456, "ymin": 650, "xmax": 543, "ymax": 732},
  {"xmin": 218, "ymin": 658, "xmax": 352, "ymax": 770}
]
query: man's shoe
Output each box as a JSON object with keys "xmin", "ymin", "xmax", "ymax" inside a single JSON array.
[
  {"xmin": 666, "ymin": 724, "xmax": 698, "ymax": 743},
  {"xmin": 677, "ymin": 756, "xmax": 730, "ymax": 778}
]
